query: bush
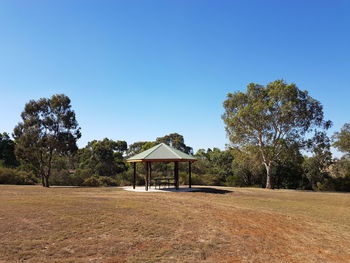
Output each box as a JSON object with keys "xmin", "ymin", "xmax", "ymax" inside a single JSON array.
[
  {"xmin": 98, "ymin": 176, "xmax": 119, "ymax": 186},
  {"xmin": 226, "ymin": 175, "xmax": 242, "ymax": 187},
  {"xmin": 82, "ymin": 177, "xmax": 101, "ymax": 187},
  {"xmin": 0, "ymin": 167, "xmax": 38, "ymax": 185},
  {"xmin": 50, "ymin": 169, "xmax": 92, "ymax": 186},
  {"xmin": 316, "ymin": 176, "xmax": 350, "ymax": 192},
  {"xmin": 186, "ymin": 173, "xmax": 219, "ymax": 186}
]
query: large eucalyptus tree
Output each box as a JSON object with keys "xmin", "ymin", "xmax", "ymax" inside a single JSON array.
[
  {"xmin": 14, "ymin": 94, "xmax": 81, "ymax": 187},
  {"xmin": 222, "ymin": 80, "xmax": 330, "ymax": 188}
]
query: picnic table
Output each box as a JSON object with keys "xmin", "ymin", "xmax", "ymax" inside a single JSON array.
[{"xmin": 153, "ymin": 177, "xmax": 175, "ymax": 189}]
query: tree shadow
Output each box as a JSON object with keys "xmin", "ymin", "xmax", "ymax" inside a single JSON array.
[
  {"xmin": 158, "ymin": 187, "xmax": 233, "ymax": 194},
  {"xmin": 189, "ymin": 187, "xmax": 233, "ymax": 194}
]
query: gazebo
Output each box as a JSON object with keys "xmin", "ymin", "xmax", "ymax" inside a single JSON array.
[{"xmin": 126, "ymin": 143, "xmax": 197, "ymax": 191}]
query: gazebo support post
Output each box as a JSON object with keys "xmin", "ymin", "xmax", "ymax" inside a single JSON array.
[
  {"xmin": 145, "ymin": 162, "xmax": 149, "ymax": 191},
  {"xmin": 133, "ymin": 162, "xmax": 136, "ymax": 189},
  {"xmin": 149, "ymin": 163, "xmax": 152, "ymax": 189},
  {"xmin": 174, "ymin": 162, "xmax": 179, "ymax": 190},
  {"xmin": 188, "ymin": 161, "xmax": 192, "ymax": 188}
]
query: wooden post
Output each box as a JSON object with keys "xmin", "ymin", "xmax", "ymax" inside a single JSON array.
[
  {"xmin": 145, "ymin": 162, "xmax": 149, "ymax": 191},
  {"xmin": 174, "ymin": 162, "xmax": 179, "ymax": 190},
  {"xmin": 188, "ymin": 161, "xmax": 192, "ymax": 188},
  {"xmin": 149, "ymin": 163, "xmax": 152, "ymax": 189},
  {"xmin": 133, "ymin": 162, "xmax": 136, "ymax": 189}
]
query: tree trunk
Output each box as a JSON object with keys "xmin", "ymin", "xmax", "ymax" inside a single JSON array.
[
  {"xmin": 41, "ymin": 176, "xmax": 45, "ymax": 187},
  {"xmin": 264, "ymin": 163, "xmax": 273, "ymax": 189},
  {"xmin": 44, "ymin": 176, "xmax": 50, "ymax": 188}
]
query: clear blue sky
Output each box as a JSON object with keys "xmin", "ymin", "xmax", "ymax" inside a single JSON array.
[{"xmin": 1, "ymin": 0, "xmax": 349, "ymax": 153}]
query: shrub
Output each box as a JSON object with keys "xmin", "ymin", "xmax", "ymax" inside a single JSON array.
[
  {"xmin": 82, "ymin": 177, "xmax": 101, "ymax": 187},
  {"xmin": 98, "ymin": 176, "xmax": 119, "ymax": 186},
  {"xmin": 226, "ymin": 175, "xmax": 239, "ymax": 186},
  {"xmin": 0, "ymin": 167, "xmax": 38, "ymax": 185},
  {"xmin": 50, "ymin": 169, "xmax": 92, "ymax": 186},
  {"xmin": 186, "ymin": 173, "xmax": 220, "ymax": 186},
  {"xmin": 316, "ymin": 176, "xmax": 350, "ymax": 192}
]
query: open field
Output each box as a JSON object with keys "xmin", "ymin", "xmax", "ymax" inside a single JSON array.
[{"xmin": 0, "ymin": 185, "xmax": 350, "ymax": 263}]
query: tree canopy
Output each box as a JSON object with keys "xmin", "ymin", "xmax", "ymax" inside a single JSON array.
[
  {"xmin": 333, "ymin": 123, "xmax": 350, "ymax": 155},
  {"xmin": 79, "ymin": 138, "xmax": 128, "ymax": 177},
  {"xmin": 156, "ymin": 133, "xmax": 193, "ymax": 155},
  {"xmin": 0, "ymin": 132, "xmax": 18, "ymax": 167}
]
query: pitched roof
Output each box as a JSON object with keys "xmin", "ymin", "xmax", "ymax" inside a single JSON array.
[{"xmin": 126, "ymin": 143, "xmax": 197, "ymax": 162}]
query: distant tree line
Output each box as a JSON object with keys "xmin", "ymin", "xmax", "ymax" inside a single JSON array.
[{"xmin": 1, "ymin": 81, "xmax": 350, "ymax": 191}]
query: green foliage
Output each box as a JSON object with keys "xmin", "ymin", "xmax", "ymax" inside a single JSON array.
[
  {"xmin": 302, "ymin": 132, "xmax": 333, "ymax": 190},
  {"xmin": 97, "ymin": 176, "xmax": 119, "ymax": 186},
  {"xmin": 230, "ymin": 147, "xmax": 265, "ymax": 187},
  {"xmin": 190, "ymin": 173, "xmax": 219, "ymax": 186},
  {"xmin": 78, "ymin": 138, "xmax": 127, "ymax": 177},
  {"xmin": 272, "ymin": 142, "xmax": 304, "ymax": 189},
  {"xmin": 329, "ymin": 156, "xmax": 350, "ymax": 178},
  {"xmin": 0, "ymin": 167, "xmax": 38, "ymax": 185},
  {"xmin": 50, "ymin": 169, "xmax": 83, "ymax": 186},
  {"xmin": 126, "ymin": 141, "xmax": 158, "ymax": 158},
  {"xmin": 317, "ymin": 176, "xmax": 350, "ymax": 192},
  {"xmin": 156, "ymin": 133, "xmax": 193, "ymax": 154},
  {"xmin": 13, "ymin": 94, "xmax": 81, "ymax": 187},
  {"xmin": 81, "ymin": 176, "xmax": 120, "ymax": 187},
  {"xmin": 193, "ymin": 148, "xmax": 235, "ymax": 186},
  {"xmin": 222, "ymin": 80, "xmax": 330, "ymax": 188},
  {"xmin": 333, "ymin": 123, "xmax": 350, "ymax": 154},
  {"xmin": 142, "ymin": 141, "xmax": 158, "ymax": 151},
  {"xmin": 0, "ymin": 132, "xmax": 19, "ymax": 167},
  {"xmin": 82, "ymin": 177, "xmax": 101, "ymax": 187},
  {"xmin": 126, "ymin": 141, "xmax": 149, "ymax": 157}
]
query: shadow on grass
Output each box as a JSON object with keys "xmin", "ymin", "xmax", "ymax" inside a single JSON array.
[
  {"xmin": 51, "ymin": 186, "xmax": 233, "ymax": 194},
  {"xmin": 189, "ymin": 187, "xmax": 233, "ymax": 194},
  {"xmin": 157, "ymin": 187, "xmax": 233, "ymax": 194}
]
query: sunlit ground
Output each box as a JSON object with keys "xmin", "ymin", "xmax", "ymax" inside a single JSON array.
[{"xmin": 0, "ymin": 185, "xmax": 349, "ymax": 263}]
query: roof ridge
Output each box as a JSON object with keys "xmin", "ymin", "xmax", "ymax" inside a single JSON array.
[
  {"xmin": 163, "ymin": 143, "xmax": 183, "ymax": 159},
  {"xmin": 142, "ymin": 143, "xmax": 163, "ymax": 159}
]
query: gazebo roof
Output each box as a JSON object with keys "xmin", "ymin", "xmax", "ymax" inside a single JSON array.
[{"xmin": 126, "ymin": 143, "xmax": 197, "ymax": 162}]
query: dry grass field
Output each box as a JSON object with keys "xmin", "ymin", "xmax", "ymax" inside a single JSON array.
[{"xmin": 0, "ymin": 185, "xmax": 349, "ymax": 263}]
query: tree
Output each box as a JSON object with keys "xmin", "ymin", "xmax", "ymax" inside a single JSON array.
[
  {"xmin": 206, "ymin": 148, "xmax": 234, "ymax": 182},
  {"xmin": 333, "ymin": 123, "xmax": 350, "ymax": 155},
  {"xmin": 230, "ymin": 146, "xmax": 265, "ymax": 187},
  {"xmin": 156, "ymin": 133, "xmax": 193, "ymax": 154},
  {"xmin": 13, "ymin": 94, "xmax": 81, "ymax": 187},
  {"xmin": 0, "ymin": 132, "xmax": 18, "ymax": 167},
  {"xmin": 192, "ymin": 148, "xmax": 235, "ymax": 186},
  {"xmin": 273, "ymin": 143, "xmax": 304, "ymax": 189},
  {"xmin": 222, "ymin": 80, "xmax": 330, "ymax": 189},
  {"xmin": 126, "ymin": 141, "xmax": 152, "ymax": 157},
  {"xmin": 79, "ymin": 138, "xmax": 127, "ymax": 177},
  {"xmin": 303, "ymin": 132, "xmax": 333, "ymax": 190}
]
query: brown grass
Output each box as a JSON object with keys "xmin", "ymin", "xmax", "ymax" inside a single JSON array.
[{"xmin": 0, "ymin": 185, "xmax": 349, "ymax": 263}]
